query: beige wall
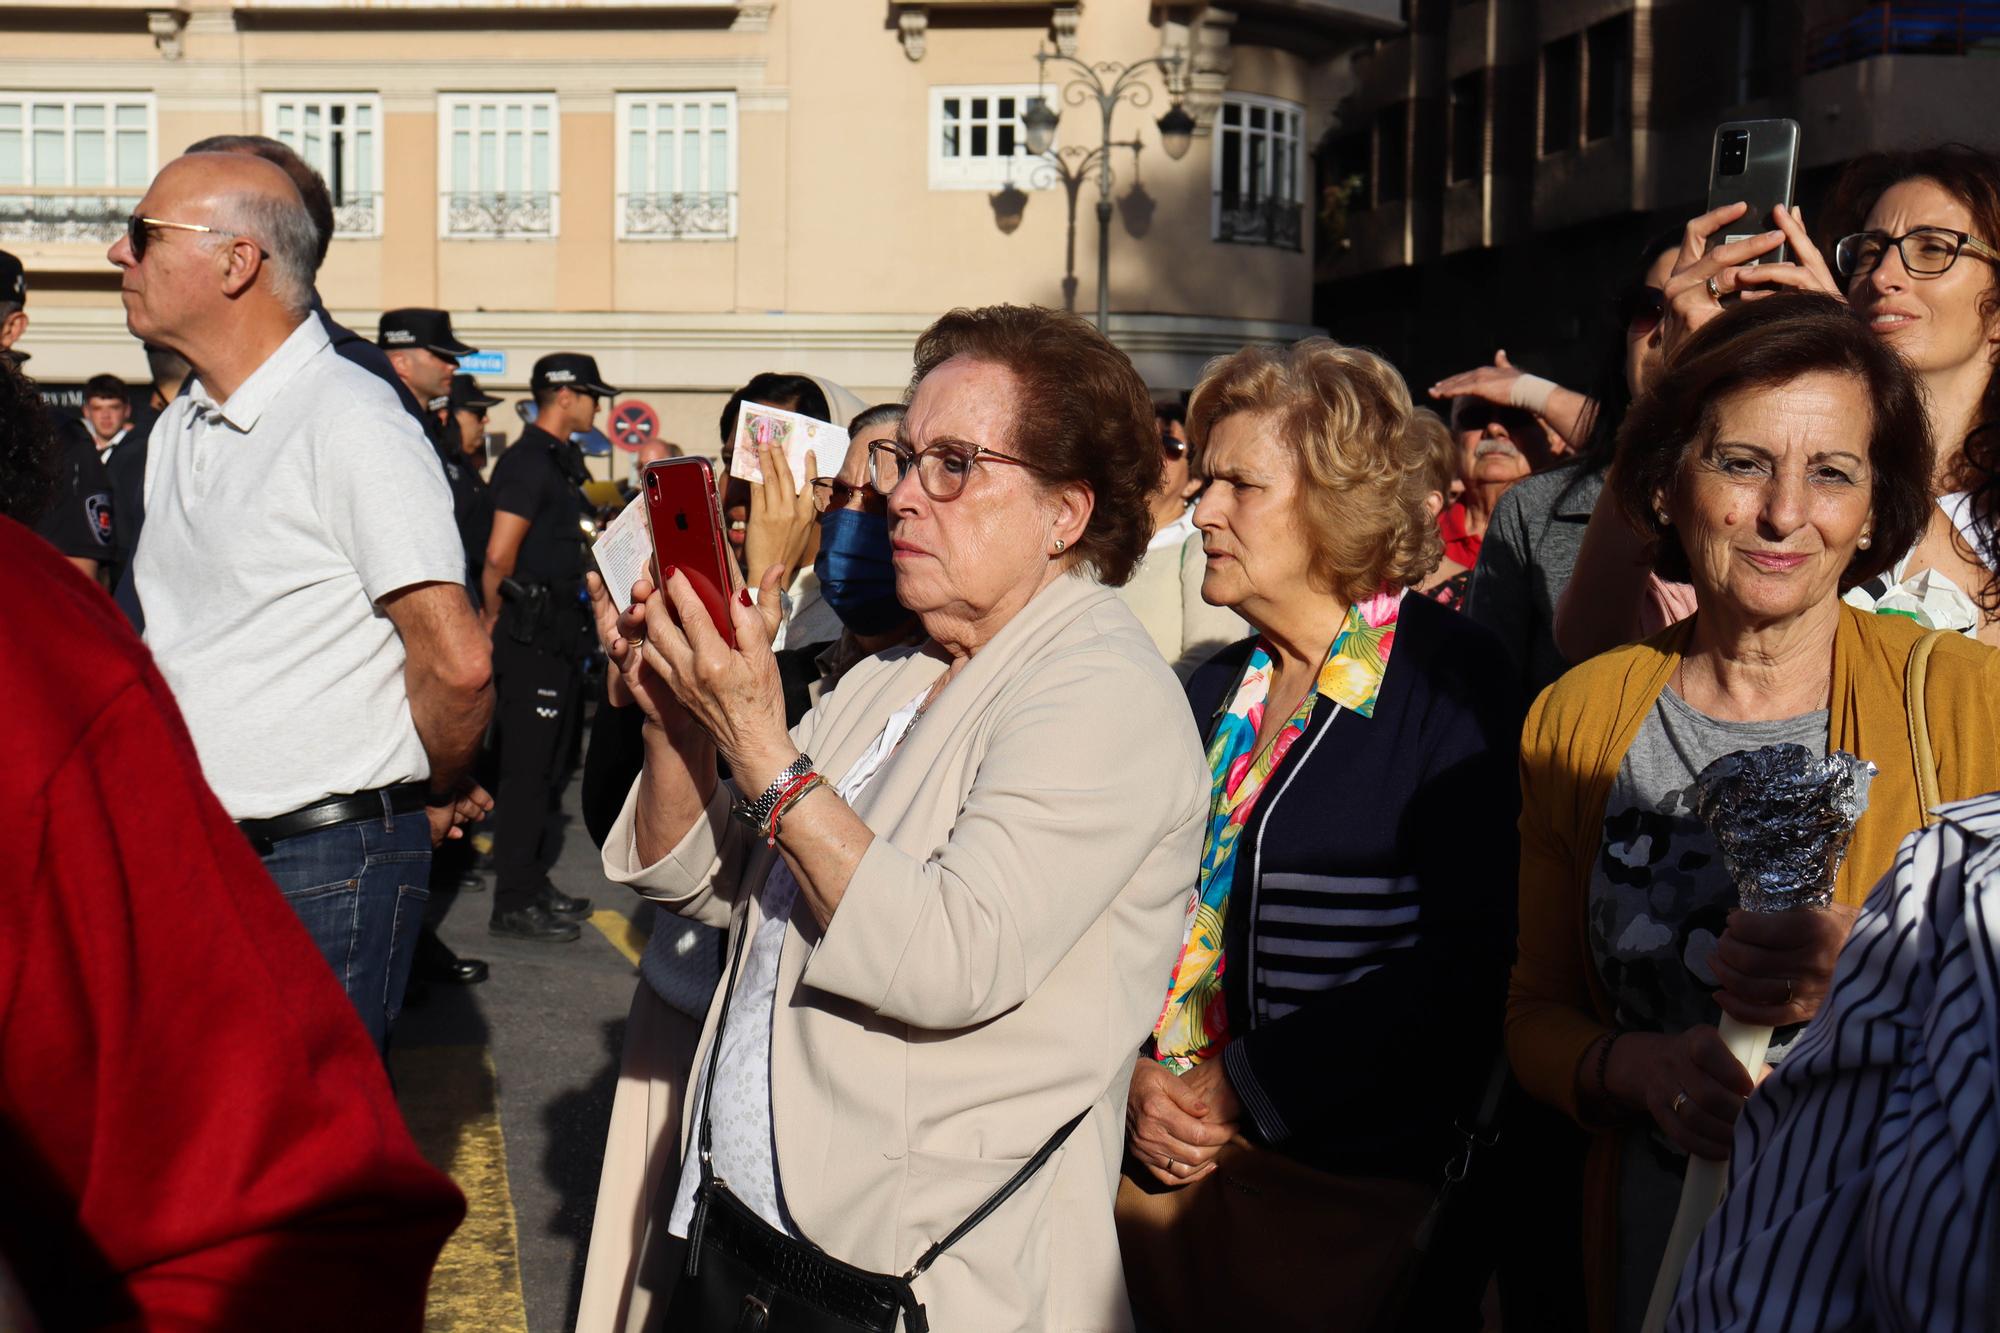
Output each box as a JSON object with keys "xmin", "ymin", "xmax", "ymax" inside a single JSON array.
[{"xmin": 5, "ymin": 0, "xmax": 1332, "ymax": 397}]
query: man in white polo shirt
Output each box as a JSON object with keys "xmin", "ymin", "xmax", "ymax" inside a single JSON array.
[{"xmin": 113, "ymin": 151, "xmax": 494, "ymax": 1052}]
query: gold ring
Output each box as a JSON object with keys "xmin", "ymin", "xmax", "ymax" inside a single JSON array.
[
  {"xmin": 1672, "ymin": 1089, "xmax": 1690, "ymax": 1116},
  {"xmin": 627, "ymin": 636, "xmax": 646, "ymax": 648}
]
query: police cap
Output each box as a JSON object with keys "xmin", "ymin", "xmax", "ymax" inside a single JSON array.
[
  {"xmin": 378, "ymin": 307, "xmax": 475, "ymax": 359},
  {"xmin": 449, "ymin": 372, "xmax": 503, "ymax": 413},
  {"xmin": 531, "ymin": 352, "xmax": 618, "ymax": 398},
  {"xmin": 0, "ymin": 249, "xmax": 24, "ymax": 305}
]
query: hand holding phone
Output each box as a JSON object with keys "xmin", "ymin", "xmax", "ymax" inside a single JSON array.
[
  {"xmin": 1706, "ymin": 120, "xmax": 1800, "ymax": 265},
  {"xmin": 643, "ymin": 457, "xmax": 738, "ymax": 650}
]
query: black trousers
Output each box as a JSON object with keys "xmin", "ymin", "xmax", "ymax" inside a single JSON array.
[{"xmin": 490, "ymin": 635, "xmax": 583, "ymax": 915}]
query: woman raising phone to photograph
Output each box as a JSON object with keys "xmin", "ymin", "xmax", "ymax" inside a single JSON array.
[{"xmin": 1554, "ymin": 142, "xmax": 2000, "ymax": 656}]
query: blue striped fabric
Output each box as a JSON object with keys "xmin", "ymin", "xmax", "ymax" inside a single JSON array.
[{"xmin": 1669, "ymin": 791, "xmax": 2000, "ymax": 1333}]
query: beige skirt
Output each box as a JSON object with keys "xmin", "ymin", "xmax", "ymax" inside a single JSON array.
[{"xmin": 574, "ymin": 982, "xmax": 702, "ymax": 1333}]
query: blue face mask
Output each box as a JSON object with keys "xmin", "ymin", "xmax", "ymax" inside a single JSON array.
[{"xmin": 814, "ymin": 506, "xmax": 907, "ymax": 637}]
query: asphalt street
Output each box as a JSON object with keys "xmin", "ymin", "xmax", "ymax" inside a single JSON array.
[{"xmin": 392, "ymin": 745, "xmax": 652, "ymax": 1333}]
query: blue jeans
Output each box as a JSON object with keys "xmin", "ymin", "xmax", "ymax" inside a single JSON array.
[{"xmin": 260, "ymin": 797, "xmax": 432, "ymax": 1054}]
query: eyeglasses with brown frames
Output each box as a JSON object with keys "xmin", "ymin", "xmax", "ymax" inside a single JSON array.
[{"xmin": 867, "ymin": 437, "xmax": 1037, "ymax": 502}]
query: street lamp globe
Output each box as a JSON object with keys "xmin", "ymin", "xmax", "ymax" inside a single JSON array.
[
  {"xmin": 1156, "ymin": 105, "xmax": 1196, "ymax": 161},
  {"xmin": 1023, "ymin": 96, "xmax": 1060, "ymax": 156}
]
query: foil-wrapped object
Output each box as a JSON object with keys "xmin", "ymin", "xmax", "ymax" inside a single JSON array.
[{"xmin": 1693, "ymin": 743, "xmax": 1876, "ymax": 913}]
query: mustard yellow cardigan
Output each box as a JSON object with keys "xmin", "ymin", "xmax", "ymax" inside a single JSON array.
[{"xmin": 1507, "ymin": 604, "xmax": 2000, "ymax": 1333}]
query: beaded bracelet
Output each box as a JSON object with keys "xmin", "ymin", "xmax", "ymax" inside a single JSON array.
[
  {"xmin": 764, "ymin": 774, "xmax": 826, "ymax": 846},
  {"xmin": 1593, "ymin": 1031, "xmax": 1624, "ymax": 1105}
]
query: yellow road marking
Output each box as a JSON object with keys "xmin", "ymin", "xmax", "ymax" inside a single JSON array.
[
  {"xmin": 589, "ymin": 907, "xmax": 648, "ymax": 967},
  {"xmin": 390, "ymin": 1044, "xmax": 531, "ymax": 1333}
]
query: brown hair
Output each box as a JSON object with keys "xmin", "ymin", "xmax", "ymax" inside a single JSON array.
[
  {"xmin": 1612, "ymin": 293, "xmax": 1933, "ymax": 590},
  {"xmin": 1409, "ymin": 406, "xmax": 1459, "ymax": 507},
  {"xmin": 908, "ymin": 306, "xmax": 1158, "ymax": 587},
  {"xmin": 1188, "ymin": 339, "xmax": 1441, "ymax": 603},
  {"xmin": 1826, "ymin": 143, "xmax": 2000, "ymax": 604}
]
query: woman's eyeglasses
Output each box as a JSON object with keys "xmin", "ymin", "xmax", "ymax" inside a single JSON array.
[
  {"xmin": 1160, "ymin": 425, "xmax": 1187, "ymax": 460},
  {"xmin": 867, "ymin": 438, "xmax": 1035, "ymax": 502},
  {"xmin": 1834, "ymin": 227, "xmax": 2000, "ymax": 279},
  {"xmin": 126, "ymin": 214, "xmax": 256, "ymax": 262},
  {"xmin": 809, "ymin": 476, "xmax": 876, "ymax": 513},
  {"xmin": 1616, "ymin": 284, "xmax": 1666, "ymax": 334}
]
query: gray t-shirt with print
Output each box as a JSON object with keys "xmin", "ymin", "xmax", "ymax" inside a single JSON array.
[{"xmin": 1589, "ymin": 688, "xmax": 1828, "ymax": 1332}]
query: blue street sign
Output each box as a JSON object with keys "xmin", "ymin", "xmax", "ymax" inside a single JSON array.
[{"xmin": 457, "ymin": 350, "xmax": 507, "ymax": 376}]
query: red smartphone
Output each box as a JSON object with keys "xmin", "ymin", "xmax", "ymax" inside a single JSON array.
[{"xmin": 642, "ymin": 457, "xmax": 738, "ymax": 649}]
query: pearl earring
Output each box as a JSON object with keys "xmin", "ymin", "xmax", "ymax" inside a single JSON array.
[
  {"xmin": 1858, "ymin": 533, "xmax": 1872, "ymax": 550},
  {"xmin": 1656, "ymin": 511, "xmax": 1671, "ymax": 526},
  {"xmin": 1052, "ymin": 538, "xmax": 1066, "ymax": 554}
]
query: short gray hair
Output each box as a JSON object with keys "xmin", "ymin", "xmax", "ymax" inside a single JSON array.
[{"xmin": 206, "ymin": 187, "xmax": 318, "ymax": 315}]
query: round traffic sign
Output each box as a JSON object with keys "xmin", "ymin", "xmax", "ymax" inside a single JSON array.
[{"xmin": 611, "ymin": 400, "xmax": 659, "ymax": 452}]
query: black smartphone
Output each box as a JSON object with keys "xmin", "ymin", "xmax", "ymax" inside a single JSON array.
[{"xmin": 1706, "ymin": 118, "xmax": 1801, "ymax": 265}]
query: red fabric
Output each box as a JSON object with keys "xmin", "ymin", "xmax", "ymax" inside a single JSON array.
[
  {"xmin": 0, "ymin": 517, "xmax": 464, "ymax": 1331},
  {"xmin": 1437, "ymin": 501, "xmax": 1482, "ymax": 569}
]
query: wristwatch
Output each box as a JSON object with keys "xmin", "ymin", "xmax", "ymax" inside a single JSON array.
[{"xmin": 731, "ymin": 753, "xmax": 816, "ymax": 832}]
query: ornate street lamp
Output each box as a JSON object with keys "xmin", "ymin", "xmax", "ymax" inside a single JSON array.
[{"xmin": 1020, "ymin": 42, "xmax": 1191, "ymax": 331}]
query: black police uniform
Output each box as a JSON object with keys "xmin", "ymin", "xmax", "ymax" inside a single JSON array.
[
  {"xmin": 34, "ymin": 413, "xmax": 114, "ymax": 565},
  {"xmin": 487, "ymin": 420, "xmax": 597, "ymax": 927}
]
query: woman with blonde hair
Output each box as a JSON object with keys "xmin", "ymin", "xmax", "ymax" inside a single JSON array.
[{"xmin": 1116, "ymin": 339, "xmax": 1523, "ymax": 1331}]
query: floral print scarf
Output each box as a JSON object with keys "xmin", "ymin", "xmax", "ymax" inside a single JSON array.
[{"xmin": 1150, "ymin": 586, "xmax": 1407, "ymax": 1072}]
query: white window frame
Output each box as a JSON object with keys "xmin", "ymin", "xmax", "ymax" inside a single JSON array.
[
  {"xmin": 928, "ymin": 84, "xmax": 1048, "ymax": 191},
  {"xmin": 436, "ymin": 93, "xmax": 560, "ymax": 239},
  {"xmin": 1210, "ymin": 91, "xmax": 1306, "ymax": 241},
  {"xmin": 261, "ymin": 93, "xmax": 384, "ymax": 238},
  {"xmin": 613, "ymin": 92, "xmax": 739, "ymax": 241},
  {"xmin": 0, "ymin": 92, "xmax": 156, "ymax": 193}
]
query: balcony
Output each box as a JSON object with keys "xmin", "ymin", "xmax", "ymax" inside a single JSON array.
[
  {"xmin": 618, "ymin": 192, "xmax": 736, "ymax": 241},
  {"xmin": 1214, "ymin": 193, "xmax": 1304, "ymax": 251},
  {"xmin": 0, "ymin": 190, "xmax": 137, "ymax": 246},
  {"xmin": 331, "ymin": 192, "xmax": 383, "ymax": 238},
  {"xmin": 1805, "ymin": 3, "xmax": 2000, "ymax": 73},
  {"xmin": 442, "ymin": 192, "xmax": 554, "ymax": 239}
]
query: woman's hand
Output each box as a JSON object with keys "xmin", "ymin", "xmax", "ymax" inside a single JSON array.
[
  {"xmin": 635, "ymin": 563, "xmax": 792, "ymax": 790},
  {"xmin": 1605, "ymin": 1028, "xmax": 1756, "ymax": 1161},
  {"xmin": 1428, "ymin": 349, "xmax": 1526, "ymax": 408},
  {"xmin": 587, "ymin": 570, "xmax": 638, "ymax": 708},
  {"xmin": 1662, "ymin": 202, "xmax": 1843, "ymax": 357},
  {"xmin": 1711, "ymin": 904, "xmax": 1861, "ymax": 1028},
  {"xmin": 1125, "ymin": 1055, "xmax": 1238, "ymax": 1188},
  {"xmin": 743, "ymin": 442, "xmax": 819, "ymax": 591}
]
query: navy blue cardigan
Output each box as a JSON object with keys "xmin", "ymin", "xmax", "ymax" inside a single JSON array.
[{"xmin": 1183, "ymin": 591, "xmax": 1523, "ymax": 1182}]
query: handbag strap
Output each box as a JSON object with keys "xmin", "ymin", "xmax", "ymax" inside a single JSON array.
[
  {"xmin": 693, "ymin": 893, "xmax": 1090, "ymax": 1285},
  {"xmin": 1905, "ymin": 628, "xmax": 1947, "ymax": 828},
  {"xmin": 902, "ymin": 1107, "xmax": 1089, "ymax": 1283},
  {"xmin": 694, "ymin": 899, "xmax": 755, "ymax": 1174}
]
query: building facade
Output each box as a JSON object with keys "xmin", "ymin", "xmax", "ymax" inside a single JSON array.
[
  {"xmin": 1313, "ymin": 0, "xmax": 2000, "ymax": 397},
  {"xmin": 3, "ymin": 0, "xmax": 1398, "ymax": 460}
]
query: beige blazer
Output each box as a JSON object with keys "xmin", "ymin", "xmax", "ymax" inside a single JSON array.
[{"xmin": 603, "ymin": 574, "xmax": 1209, "ymax": 1332}]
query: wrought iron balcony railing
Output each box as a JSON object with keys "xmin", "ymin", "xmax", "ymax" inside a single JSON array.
[
  {"xmin": 619, "ymin": 191, "xmax": 736, "ymax": 240},
  {"xmin": 442, "ymin": 191, "xmax": 554, "ymax": 238},
  {"xmin": 331, "ymin": 192, "xmax": 384, "ymax": 237},
  {"xmin": 1215, "ymin": 193, "xmax": 1304, "ymax": 251},
  {"xmin": 0, "ymin": 191, "xmax": 141, "ymax": 244}
]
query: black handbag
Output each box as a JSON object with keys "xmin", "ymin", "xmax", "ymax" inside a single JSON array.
[{"xmin": 665, "ymin": 909, "xmax": 1087, "ymax": 1332}]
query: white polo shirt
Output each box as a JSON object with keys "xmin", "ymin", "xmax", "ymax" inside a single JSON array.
[{"xmin": 138, "ymin": 315, "xmax": 465, "ymax": 819}]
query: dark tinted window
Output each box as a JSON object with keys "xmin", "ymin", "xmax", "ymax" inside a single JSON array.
[
  {"xmin": 1449, "ymin": 72, "xmax": 1484, "ymax": 182},
  {"xmin": 1541, "ymin": 34, "xmax": 1580, "ymax": 155}
]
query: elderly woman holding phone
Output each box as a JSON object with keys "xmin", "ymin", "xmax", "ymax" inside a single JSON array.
[
  {"xmin": 596, "ymin": 305, "xmax": 1207, "ymax": 1331},
  {"xmin": 1509, "ymin": 295, "xmax": 2000, "ymax": 1333}
]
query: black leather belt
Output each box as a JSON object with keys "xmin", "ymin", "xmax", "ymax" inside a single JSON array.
[{"xmin": 237, "ymin": 782, "xmax": 431, "ymax": 855}]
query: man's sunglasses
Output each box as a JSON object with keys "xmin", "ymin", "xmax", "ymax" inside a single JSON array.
[{"xmin": 125, "ymin": 214, "xmax": 262, "ymax": 262}]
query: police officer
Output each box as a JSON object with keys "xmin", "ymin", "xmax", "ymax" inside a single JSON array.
[
  {"xmin": 1, "ymin": 249, "xmax": 114, "ymax": 581},
  {"xmin": 448, "ymin": 372, "xmax": 501, "ymax": 599},
  {"xmin": 379, "ymin": 309, "xmax": 496, "ymax": 987},
  {"xmin": 480, "ymin": 352, "xmax": 610, "ymax": 942},
  {"xmin": 379, "ymin": 310, "xmax": 488, "ymax": 602}
]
